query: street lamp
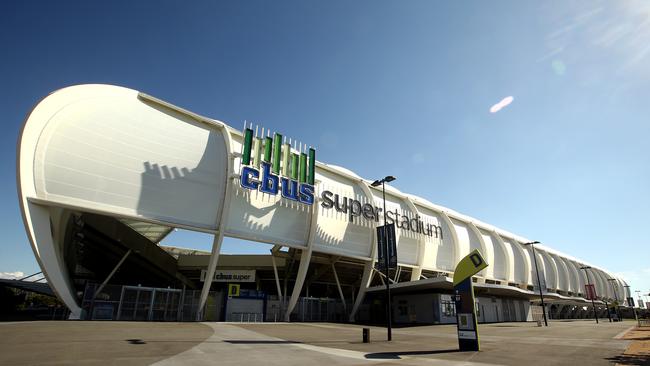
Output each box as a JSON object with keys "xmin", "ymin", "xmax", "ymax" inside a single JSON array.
[
  {"xmin": 624, "ymin": 285, "xmax": 638, "ymax": 322},
  {"xmin": 371, "ymin": 175, "xmax": 396, "ymax": 341},
  {"xmin": 607, "ymin": 278, "xmax": 621, "ymax": 321},
  {"xmin": 523, "ymin": 241, "xmax": 548, "ymax": 326},
  {"xmin": 580, "ymin": 266, "xmax": 598, "ymax": 324}
]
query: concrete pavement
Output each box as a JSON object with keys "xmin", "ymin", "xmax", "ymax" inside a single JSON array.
[
  {"xmin": 153, "ymin": 323, "xmax": 493, "ymax": 366},
  {"xmin": 237, "ymin": 320, "xmax": 633, "ymax": 366},
  {"xmin": 0, "ymin": 320, "xmax": 638, "ymax": 365},
  {"xmin": 0, "ymin": 321, "xmax": 213, "ymax": 365}
]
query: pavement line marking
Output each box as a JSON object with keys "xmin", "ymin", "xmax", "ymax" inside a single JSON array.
[
  {"xmin": 614, "ymin": 326, "xmax": 635, "ymax": 339},
  {"xmin": 292, "ymin": 343, "xmax": 500, "ymax": 366},
  {"xmin": 221, "ymin": 321, "xmax": 295, "ymax": 325},
  {"xmin": 0, "ymin": 321, "xmax": 43, "ymax": 325},
  {"xmin": 227, "ymin": 323, "xmax": 499, "ymax": 366},
  {"xmin": 291, "ymin": 343, "xmax": 383, "ymax": 362},
  {"xmin": 212, "ymin": 323, "xmax": 498, "ymax": 366}
]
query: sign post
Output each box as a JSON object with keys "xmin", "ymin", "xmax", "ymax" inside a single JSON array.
[
  {"xmin": 376, "ymin": 224, "xmax": 397, "ymax": 270},
  {"xmin": 376, "ymin": 222, "xmax": 396, "ymax": 341},
  {"xmin": 453, "ymin": 249, "xmax": 488, "ymax": 352}
]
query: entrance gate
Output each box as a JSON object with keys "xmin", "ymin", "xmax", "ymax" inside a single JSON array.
[
  {"xmin": 81, "ymin": 283, "xmax": 220, "ymax": 321},
  {"xmin": 116, "ymin": 286, "xmax": 182, "ymax": 321},
  {"xmin": 294, "ymin": 297, "xmax": 342, "ymax": 322}
]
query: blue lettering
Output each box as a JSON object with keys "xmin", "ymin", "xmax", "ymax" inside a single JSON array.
[
  {"xmin": 259, "ymin": 162, "xmax": 279, "ymax": 195},
  {"xmin": 240, "ymin": 166, "xmax": 260, "ymax": 190},
  {"xmin": 240, "ymin": 162, "xmax": 314, "ymax": 205},
  {"xmin": 299, "ymin": 184, "xmax": 315, "ymax": 205},
  {"xmin": 281, "ymin": 177, "xmax": 300, "ymax": 201}
]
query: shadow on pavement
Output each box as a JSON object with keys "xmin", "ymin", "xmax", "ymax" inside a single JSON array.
[
  {"xmin": 605, "ymin": 354, "xmax": 650, "ymax": 366},
  {"xmin": 225, "ymin": 340, "xmax": 301, "ymax": 344},
  {"xmin": 126, "ymin": 339, "xmax": 147, "ymax": 345},
  {"xmin": 365, "ymin": 349, "xmax": 460, "ymax": 360}
]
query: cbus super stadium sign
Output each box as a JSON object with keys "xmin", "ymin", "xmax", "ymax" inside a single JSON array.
[
  {"xmin": 239, "ymin": 126, "xmax": 443, "ymax": 238},
  {"xmin": 239, "ymin": 126, "xmax": 315, "ymax": 205}
]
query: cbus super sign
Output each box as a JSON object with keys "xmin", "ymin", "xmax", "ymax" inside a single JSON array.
[{"xmin": 239, "ymin": 128, "xmax": 315, "ymax": 205}]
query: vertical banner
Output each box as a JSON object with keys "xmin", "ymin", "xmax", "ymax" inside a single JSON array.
[
  {"xmin": 585, "ymin": 284, "xmax": 596, "ymax": 300},
  {"xmin": 376, "ymin": 223, "xmax": 397, "ymax": 269},
  {"xmin": 453, "ymin": 249, "xmax": 488, "ymax": 352},
  {"xmin": 627, "ymin": 297, "xmax": 635, "ymax": 307}
]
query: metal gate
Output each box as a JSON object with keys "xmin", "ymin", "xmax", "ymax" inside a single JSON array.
[
  {"xmin": 518, "ymin": 301, "xmax": 526, "ymax": 321},
  {"xmin": 293, "ymin": 297, "xmax": 345, "ymax": 322},
  {"xmin": 81, "ymin": 283, "xmax": 221, "ymax": 321},
  {"xmin": 502, "ymin": 300, "xmax": 516, "ymax": 321},
  {"xmin": 116, "ymin": 286, "xmax": 182, "ymax": 321},
  {"xmin": 506, "ymin": 300, "xmax": 516, "ymax": 321}
]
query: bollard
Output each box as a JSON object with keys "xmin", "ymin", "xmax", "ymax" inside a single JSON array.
[{"xmin": 362, "ymin": 328, "xmax": 370, "ymax": 343}]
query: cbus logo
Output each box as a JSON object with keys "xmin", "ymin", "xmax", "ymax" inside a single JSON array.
[{"xmin": 239, "ymin": 126, "xmax": 315, "ymax": 205}]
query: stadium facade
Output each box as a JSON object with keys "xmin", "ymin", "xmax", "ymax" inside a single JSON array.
[{"xmin": 17, "ymin": 84, "xmax": 630, "ymax": 323}]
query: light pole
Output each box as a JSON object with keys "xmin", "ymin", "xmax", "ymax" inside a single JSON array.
[
  {"xmin": 524, "ymin": 241, "xmax": 548, "ymax": 326},
  {"xmin": 624, "ymin": 285, "xmax": 638, "ymax": 322},
  {"xmin": 607, "ymin": 278, "xmax": 621, "ymax": 321},
  {"xmin": 603, "ymin": 298, "xmax": 612, "ymax": 322},
  {"xmin": 580, "ymin": 266, "xmax": 598, "ymax": 324},
  {"xmin": 371, "ymin": 175, "xmax": 396, "ymax": 341}
]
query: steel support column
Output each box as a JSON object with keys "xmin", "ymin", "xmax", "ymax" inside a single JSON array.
[
  {"xmin": 284, "ymin": 248, "xmax": 312, "ymax": 321},
  {"xmin": 270, "ymin": 247, "xmax": 283, "ymax": 303},
  {"xmin": 331, "ymin": 262, "xmax": 347, "ymax": 312},
  {"xmin": 284, "ymin": 179, "xmax": 319, "ymax": 321},
  {"xmin": 93, "ymin": 249, "xmax": 132, "ymax": 299},
  {"xmin": 196, "ymin": 120, "xmax": 235, "ymax": 320},
  {"xmin": 348, "ymin": 178, "xmax": 380, "ymax": 322}
]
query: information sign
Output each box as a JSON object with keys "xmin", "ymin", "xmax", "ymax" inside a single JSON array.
[{"xmin": 453, "ymin": 249, "xmax": 488, "ymax": 352}]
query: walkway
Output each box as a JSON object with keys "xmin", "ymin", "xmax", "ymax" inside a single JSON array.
[{"xmin": 0, "ymin": 319, "xmax": 636, "ymax": 365}]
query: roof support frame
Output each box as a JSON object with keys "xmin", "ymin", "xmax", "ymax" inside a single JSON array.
[
  {"xmin": 349, "ymin": 179, "xmax": 379, "ymax": 321},
  {"xmin": 197, "ymin": 121, "xmax": 235, "ymax": 320}
]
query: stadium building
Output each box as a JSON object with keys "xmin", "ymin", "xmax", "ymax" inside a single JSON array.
[{"xmin": 17, "ymin": 84, "xmax": 630, "ymax": 323}]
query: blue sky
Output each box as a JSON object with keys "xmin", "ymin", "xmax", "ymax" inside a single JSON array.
[{"xmin": 1, "ymin": 1, "xmax": 649, "ymax": 300}]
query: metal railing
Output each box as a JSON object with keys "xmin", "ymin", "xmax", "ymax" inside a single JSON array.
[{"xmin": 228, "ymin": 312, "xmax": 263, "ymax": 322}]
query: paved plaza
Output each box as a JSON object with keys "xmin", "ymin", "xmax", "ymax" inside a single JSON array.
[{"xmin": 0, "ymin": 320, "xmax": 642, "ymax": 365}]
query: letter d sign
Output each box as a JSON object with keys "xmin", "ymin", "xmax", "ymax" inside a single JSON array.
[{"xmin": 470, "ymin": 253, "xmax": 483, "ymax": 268}]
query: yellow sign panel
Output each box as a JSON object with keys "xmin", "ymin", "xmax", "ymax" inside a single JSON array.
[
  {"xmin": 453, "ymin": 249, "xmax": 488, "ymax": 286},
  {"xmin": 228, "ymin": 284, "xmax": 240, "ymax": 297}
]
